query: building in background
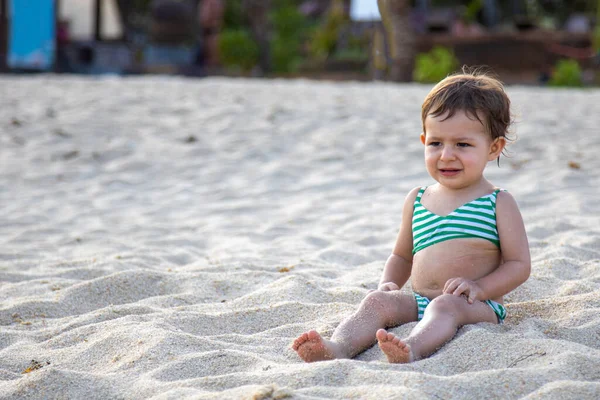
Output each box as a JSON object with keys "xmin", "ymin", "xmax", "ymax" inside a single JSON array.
[
  {"xmin": 58, "ymin": 0, "xmax": 129, "ymax": 74},
  {"xmin": 0, "ymin": 0, "xmax": 127, "ymax": 73},
  {"xmin": 5, "ymin": 0, "xmax": 55, "ymax": 71},
  {"xmin": 60, "ymin": 0, "xmax": 123, "ymax": 41}
]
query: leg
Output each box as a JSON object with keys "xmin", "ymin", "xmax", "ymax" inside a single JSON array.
[
  {"xmin": 377, "ymin": 294, "xmax": 498, "ymax": 363},
  {"xmin": 292, "ymin": 291, "xmax": 417, "ymax": 362}
]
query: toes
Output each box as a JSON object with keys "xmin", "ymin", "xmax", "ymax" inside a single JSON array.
[
  {"xmin": 293, "ymin": 330, "xmax": 322, "ymax": 349},
  {"xmin": 306, "ymin": 330, "xmax": 321, "ymax": 341},
  {"xmin": 292, "ymin": 332, "xmax": 312, "ymax": 350},
  {"xmin": 376, "ymin": 329, "xmax": 388, "ymax": 342}
]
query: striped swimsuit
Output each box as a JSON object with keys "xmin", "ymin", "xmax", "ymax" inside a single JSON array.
[
  {"xmin": 411, "ymin": 186, "xmax": 507, "ymax": 323},
  {"xmin": 412, "ymin": 186, "xmax": 501, "ymax": 254}
]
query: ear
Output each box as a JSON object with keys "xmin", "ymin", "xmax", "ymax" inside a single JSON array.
[
  {"xmin": 420, "ymin": 133, "xmax": 426, "ymax": 145},
  {"xmin": 488, "ymin": 137, "xmax": 506, "ymax": 161}
]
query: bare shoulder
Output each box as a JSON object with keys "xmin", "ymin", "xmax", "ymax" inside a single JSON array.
[
  {"xmin": 496, "ymin": 190, "xmax": 521, "ymax": 214},
  {"xmin": 496, "ymin": 189, "xmax": 528, "ymax": 245},
  {"xmin": 404, "ymin": 186, "xmax": 422, "ymax": 205},
  {"xmin": 495, "ymin": 189, "xmax": 530, "ymax": 268},
  {"xmin": 391, "ymin": 187, "xmax": 422, "ymax": 259}
]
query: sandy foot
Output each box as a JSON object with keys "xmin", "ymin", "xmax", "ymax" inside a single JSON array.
[
  {"xmin": 292, "ymin": 330, "xmax": 340, "ymax": 362},
  {"xmin": 376, "ymin": 329, "xmax": 413, "ymax": 363}
]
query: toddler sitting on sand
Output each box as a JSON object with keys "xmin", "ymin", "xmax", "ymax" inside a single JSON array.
[{"xmin": 292, "ymin": 71, "xmax": 531, "ymax": 363}]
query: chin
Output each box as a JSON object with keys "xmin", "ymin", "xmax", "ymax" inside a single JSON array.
[{"xmin": 436, "ymin": 178, "xmax": 472, "ymax": 190}]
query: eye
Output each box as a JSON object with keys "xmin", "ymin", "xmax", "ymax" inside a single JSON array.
[
  {"xmin": 457, "ymin": 142, "xmax": 471, "ymax": 148},
  {"xmin": 428, "ymin": 141, "xmax": 441, "ymax": 147}
]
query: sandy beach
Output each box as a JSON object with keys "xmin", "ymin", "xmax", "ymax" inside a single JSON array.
[{"xmin": 1, "ymin": 75, "xmax": 599, "ymax": 399}]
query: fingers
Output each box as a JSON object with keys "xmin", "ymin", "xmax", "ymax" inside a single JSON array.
[
  {"xmin": 446, "ymin": 278, "xmax": 483, "ymax": 304},
  {"xmin": 443, "ymin": 278, "xmax": 460, "ymax": 294},
  {"xmin": 444, "ymin": 278, "xmax": 475, "ymax": 303},
  {"xmin": 378, "ymin": 282, "xmax": 400, "ymax": 292},
  {"xmin": 452, "ymin": 281, "xmax": 470, "ymax": 297}
]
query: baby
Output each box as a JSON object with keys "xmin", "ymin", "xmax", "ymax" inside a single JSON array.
[{"xmin": 292, "ymin": 71, "xmax": 531, "ymax": 363}]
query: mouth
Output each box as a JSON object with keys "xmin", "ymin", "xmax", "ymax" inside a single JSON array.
[{"xmin": 439, "ymin": 168, "xmax": 461, "ymax": 176}]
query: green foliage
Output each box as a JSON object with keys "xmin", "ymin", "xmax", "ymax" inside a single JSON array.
[
  {"xmin": 413, "ymin": 46, "xmax": 459, "ymax": 84},
  {"xmin": 332, "ymin": 47, "xmax": 369, "ymax": 63},
  {"xmin": 223, "ymin": 0, "xmax": 245, "ymax": 30},
  {"xmin": 549, "ymin": 59, "xmax": 583, "ymax": 87},
  {"xmin": 218, "ymin": 29, "xmax": 259, "ymax": 72},
  {"xmin": 463, "ymin": 0, "xmax": 484, "ymax": 23},
  {"xmin": 593, "ymin": 26, "xmax": 600, "ymax": 53},
  {"xmin": 270, "ymin": 1, "xmax": 311, "ymax": 73},
  {"xmin": 308, "ymin": 1, "xmax": 348, "ymax": 61},
  {"xmin": 271, "ymin": 35, "xmax": 303, "ymax": 73},
  {"xmin": 271, "ymin": 2, "xmax": 307, "ymax": 39}
]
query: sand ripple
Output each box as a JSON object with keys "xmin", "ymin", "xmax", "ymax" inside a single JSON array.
[{"xmin": 1, "ymin": 76, "xmax": 599, "ymax": 399}]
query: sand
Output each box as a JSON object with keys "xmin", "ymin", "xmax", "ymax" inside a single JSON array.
[{"xmin": 0, "ymin": 75, "xmax": 599, "ymax": 399}]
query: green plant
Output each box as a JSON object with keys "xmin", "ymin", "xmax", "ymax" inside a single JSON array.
[
  {"xmin": 271, "ymin": 2, "xmax": 307, "ymax": 39},
  {"xmin": 549, "ymin": 59, "xmax": 583, "ymax": 87},
  {"xmin": 223, "ymin": 0, "xmax": 245, "ymax": 30},
  {"xmin": 308, "ymin": 0, "xmax": 348, "ymax": 61},
  {"xmin": 218, "ymin": 29, "xmax": 259, "ymax": 72},
  {"xmin": 270, "ymin": 2, "xmax": 309, "ymax": 73},
  {"xmin": 271, "ymin": 35, "xmax": 303, "ymax": 73},
  {"xmin": 332, "ymin": 47, "xmax": 369, "ymax": 63},
  {"xmin": 413, "ymin": 46, "xmax": 459, "ymax": 83},
  {"xmin": 463, "ymin": 0, "xmax": 483, "ymax": 24}
]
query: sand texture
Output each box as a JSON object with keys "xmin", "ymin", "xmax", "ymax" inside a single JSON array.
[{"xmin": 1, "ymin": 76, "xmax": 599, "ymax": 399}]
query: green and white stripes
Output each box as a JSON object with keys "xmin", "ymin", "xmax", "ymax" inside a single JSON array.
[
  {"xmin": 414, "ymin": 292, "xmax": 431, "ymax": 320},
  {"xmin": 484, "ymin": 299, "xmax": 507, "ymax": 322},
  {"xmin": 412, "ymin": 187, "xmax": 501, "ymax": 254}
]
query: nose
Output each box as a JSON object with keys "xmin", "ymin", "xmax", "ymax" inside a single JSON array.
[{"xmin": 440, "ymin": 145, "xmax": 455, "ymax": 160}]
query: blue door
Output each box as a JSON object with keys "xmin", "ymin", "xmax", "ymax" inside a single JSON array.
[{"xmin": 8, "ymin": 0, "xmax": 55, "ymax": 70}]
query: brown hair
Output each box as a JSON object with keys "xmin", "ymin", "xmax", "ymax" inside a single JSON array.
[{"xmin": 421, "ymin": 69, "xmax": 513, "ymax": 160}]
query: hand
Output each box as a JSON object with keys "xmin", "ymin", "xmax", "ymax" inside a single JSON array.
[
  {"xmin": 443, "ymin": 277, "xmax": 484, "ymax": 304},
  {"xmin": 377, "ymin": 282, "xmax": 400, "ymax": 292}
]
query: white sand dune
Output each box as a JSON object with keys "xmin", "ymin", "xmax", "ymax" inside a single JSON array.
[{"xmin": 1, "ymin": 76, "xmax": 599, "ymax": 399}]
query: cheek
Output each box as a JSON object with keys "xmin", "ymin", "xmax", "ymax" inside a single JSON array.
[
  {"xmin": 423, "ymin": 152, "xmax": 438, "ymax": 168},
  {"xmin": 461, "ymin": 153, "xmax": 486, "ymax": 166},
  {"xmin": 423, "ymin": 146, "xmax": 436, "ymax": 157}
]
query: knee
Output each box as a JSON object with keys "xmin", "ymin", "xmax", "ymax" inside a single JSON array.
[
  {"xmin": 361, "ymin": 290, "xmax": 393, "ymax": 314},
  {"xmin": 427, "ymin": 294, "xmax": 464, "ymax": 318}
]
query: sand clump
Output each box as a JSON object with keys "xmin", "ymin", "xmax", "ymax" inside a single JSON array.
[{"xmin": 1, "ymin": 76, "xmax": 599, "ymax": 399}]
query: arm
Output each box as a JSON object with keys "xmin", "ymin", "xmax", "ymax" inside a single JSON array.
[
  {"xmin": 475, "ymin": 191, "xmax": 531, "ymax": 300},
  {"xmin": 378, "ymin": 187, "xmax": 420, "ymax": 291}
]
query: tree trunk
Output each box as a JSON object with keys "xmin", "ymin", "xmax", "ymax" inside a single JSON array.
[
  {"xmin": 377, "ymin": 0, "xmax": 415, "ymax": 82},
  {"xmin": 242, "ymin": 0, "xmax": 271, "ymax": 75}
]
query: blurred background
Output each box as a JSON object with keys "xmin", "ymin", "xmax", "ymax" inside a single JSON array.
[{"xmin": 0, "ymin": 0, "xmax": 598, "ymax": 86}]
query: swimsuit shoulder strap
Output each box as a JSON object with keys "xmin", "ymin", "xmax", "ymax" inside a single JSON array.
[
  {"xmin": 491, "ymin": 188, "xmax": 506, "ymax": 206},
  {"xmin": 415, "ymin": 186, "xmax": 427, "ymax": 203}
]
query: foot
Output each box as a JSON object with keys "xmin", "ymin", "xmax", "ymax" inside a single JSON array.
[
  {"xmin": 376, "ymin": 329, "xmax": 413, "ymax": 363},
  {"xmin": 292, "ymin": 330, "xmax": 343, "ymax": 362}
]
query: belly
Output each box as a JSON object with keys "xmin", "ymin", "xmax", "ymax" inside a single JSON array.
[{"xmin": 411, "ymin": 238, "xmax": 501, "ymax": 299}]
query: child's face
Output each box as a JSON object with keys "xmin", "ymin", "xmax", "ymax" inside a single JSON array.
[{"xmin": 421, "ymin": 110, "xmax": 504, "ymax": 190}]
